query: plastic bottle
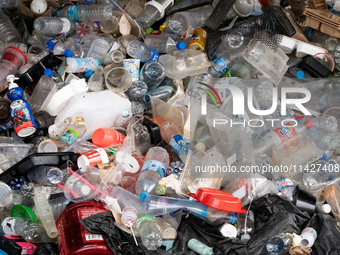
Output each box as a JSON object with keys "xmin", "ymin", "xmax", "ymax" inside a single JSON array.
[
  {"xmin": 126, "ymin": 40, "xmax": 159, "ymax": 63},
  {"xmin": 135, "ymin": 0, "xmax": 174, "ymax": 30},
  {"xmin": 287, "ymin": 67, "xmax": 312, "ymax": 79},
  {"xmin": 56, "ymin": 4, "xmax": 113, "ymax": 22},
  {"xmin": 154, "ymin": 217, "xmax": 177, "ymax": 240},
  {"xmin": 86, "ymin": 38, "xmax": 110, "ymax": 62},
  {"xmin": 28, "ymin": 70, "xmax": 57, "ymax": 112},
  {"xmin": 140, "ymin": 60, "xmax": 166, "ymax": 88},
  {"xmin": 0, "ymin": 9, "xmax": 21, "ymax": 43},
  {"xmin": 272, "ymin": 173, "xmax": 296, "ymax": 200},
  {"xmin": 307, "ymin": 88, "xmax": 340, "ymax": 113},
  {"xmin": 160, "ymin": 121, "xmax": 190, "ymax": 161},
  {"xmin": 103, "ymin": 50, "xmax": 125, "ymax": 66},
  {"xmin": 162, "ymin": 8, "xmax": 213, "ymax": 35},
  {"xmin": 237, "ymin": 210, "xmax": 255, "ymax": 244},
  {"xmin": 135, "ymin": 213, "xmax": 163, "ymax": 250},
  {"xmin": 305, "ymin": 27, "xmax": 338, "ymax": 52},
  {"xmin": 266, "ymin": 233, "xmax": 292, "ymax": 255},
  {"xmin": 76, "ymin": 20, "xmax": 98, "ymax": 38},
  {"xmin": 33, "ymin": 193, "xmax": 58, "ymax": 239},
  {"xmin": 65, "ymin": 57, "xmax": 101, "ymax": 73},
  {"xmin": 126, "ymin": 80, "xmax": 148, "ymax": 101},
  {"xmin": 6, "ymin": 75, "xmax": 36, "ymax": 138},
  {"xmin": 87, "ymin": 66, "xmax": 104, "ymax": 91},
  {"xmin": 28, "ymin": 166, "xmax": 63, "ymax": 186},
  {"xmin": 33, "ymin": 17, "xmax": 76, "ymax": 37},
  {"xmin": 1, "ymin": 217, "xmax": 50, "ymax": 243},
  {"xmin": 144, "ymin": 34, "xmax": 186, "ymax": 53},
  {"xmin": 187, "ymin": 238, "xmax": 214, "ymax": 255},
  {"xmin": 135, "ymin": 147, "xmax": 170, "ymax": 201},
  {"xmin": 47, "ymin": 69, "xmax": 66, "ymax": 90},
  {"xmin": 114, "ymin": 102, "xmax": 147, "ymax": 128},
  {"xmin": 48, "ymin": 116, "xmax": 87, "ymax": 150},
  {"xmin": 306, "ymin": 126, "xmax": 340, "ymax": 151},
  {"xmin": 0, "ymin": 0, "xmax": 18, "ymax": 8},
  {"xmin": 52, "ymin": 41, "xmax": 75, "ymax": 57},
  {"xmin": 155, "ymin": 185, "xmax": 178, "ymax": 197},
  {"xmin": 0, "ymin": 43, "xmax": 27, "ymax": 54}
]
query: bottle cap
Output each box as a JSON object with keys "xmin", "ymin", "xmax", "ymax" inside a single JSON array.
[
  {"xmin": 319, "ymin": 153, "xmax": 327, "ymax": 161},
  {"xmin": 160, "ymin": 24, "xmax": 166, "ymax": 31},
  {"xmin": 176, "ymin": 41, "xmax": 186, "ymax": 50},
  {"xmin": 96, "ymin": 59, "xmax": 101, "ymax": 66},
  {"xmin": 188, "ymin": 188, "xmax": 247, "ymax": 213},
  {"xmin": 84, "ymin": 70, "xmax": 94, "ymax": 79},
  {"xmin": 241, "ymin": 233, "xmax": 251, "ymax": 243},
  {"xmin": 146, "ymin": 28, "xmax": 153, "ymax": 34},
  {"xmin": 56, "ymin": 10, "xmax": 60, "ymax": 17},
  {"xmin": 305, "ymin": 119, "xmax": 314, "ymax": 129},
  {"xmin": 296, "ymin": 70, "xmax": 305, "ymax": 79},
  {"xmin": 140, "ymin": 192, "xmax": 149, "ymax": 202},
  {"xmin": 44, "ymin": 69, "xmax": 53, "ymax": 78},
  {"xmin": 64, "ymin": 49, "xmax": 73, "ymax": 57},
  {"xmin": 92, "ymin": 128, "xmax": 126, "ymax": 148},
  {"xmin": 321, "ymin": 204, "xmax": 331, "ymax": 214},
  {"xmin": 280, "ymin": 0, "xmax": 289, "ymax": 7},
  {"xmin": 46, "ymin": 39, "xmax": 58, "ymax": 52},
  {"xmin": 220, "ymin": 223, "xmax": 237, "ymax": 238},
  {"xmin": 11, "ymin": 204, "xmax": 38, "ymax": 223}
]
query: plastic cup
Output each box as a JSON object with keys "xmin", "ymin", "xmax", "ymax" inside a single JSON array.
[
  {"xmin": 77, "ymin": 148, "xmax": 109, "ymax": 169},
  {"xmin": 122, "ymin": 59, "xmax": 140, "ymax": 81},
  {"xmin": 37, "ymin": 139, "xmax": 58, "ymax": 153},
  {"xmin": 92, "ymin": 128, "xmax": 126, "ymax": 147},
  {"xmin": 104, "ymin": 66, "xmax": 132, "ymax": 93}
]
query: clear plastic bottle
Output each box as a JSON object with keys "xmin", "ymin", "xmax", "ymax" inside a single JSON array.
[
  {"xmin": 160, "ymin": 121, "xmax": 190, "ymax": 162},
  {"xmin": 266, "ymin": 233, "xmax": 292, "ymax": 255},
  {"xmin": 87, "ymin": 66, "xmax": 104, "ymax": 92},
  {"xmin": 28, "ymin": 72, "xmax": 57, "ymax": 112},
  {"xmin": 65, "ymin": 57, "xmax": 101, "ymax": 73},
  {"xmin": 126, "ymin": 40, "xmax": 159, "ymax": 63},
  {"xmin": 306, "ymin": 88, "xmax": 340, "ymax": 112},
  {"xmin": 272, "ymin": 173, "xmax": 296, "ymax": 200},
  {"xmin": 56, "ymin": 4, "xmax": 113, "ymax": 22},
  {"xmin": 144, "ymin": 34, "xmax": 185, "ymax": 54},
  {"xmin": 0, "ymin": 43, "xmax": 27, "ymax": 54},
  {"xmin": 306, "ymin": 126, "xmax": 340, "ymax": 151},
  {"xmin": 135, "ymin": 147, "xmax": 170, "ymax": 201},
  {"xmin": 46, "ymin": 69, "xmax": 66, "ymax": 90},
  {"xmin": 86, "ymin": 38, "xmax": 110, "ymax": 62},
  {"xmin": 28, "ymin": 166, "xmax": 63, "ymax": 186},
  {"xmin": 33, "ymin": 17, "xmax": 76, "ymax": 37},
  {"xmin": 114, "ymin": 102, "xmax": 146, "ymax": 128},
  {"xmin": 237, "ymin": 210, "xmax": 255, "ymax": 244},
  {"xmin": 135, "ymin": 213, "xmax": 163, "ymax": 250},
  {"xmin": 103, "ymin": 50, "xmax": 125, "ymax": 66},
  {"xmin": 0, "ymin": 0, "xmax": 18, "ymax": 8},
  {"xmin": 48, "ymin": 116, "xmax": 87, "ymax": 150},
  {"xmin": 305, "ymin": 27, "xmax": 338, "ymax": 52},
  {"xmin": 126, "ymin": 80, "xmax": 148, "ymax": 101},
  {"xmin": 140, "ymin": 60, "xmax": 166, "ymax": 88},
  {"xmin": 0, "ymin": 9, "xmax": 21, "ymax": 43},
  {"xmin": 76, "ymin": 20, "xmax": 98, "ymax": 38},
  {"xmin": 136, "ymin": 0, "xmax": 174, "ymax": 30},
  {"xmin": 52, "ymin": 40, "xmax": 76, "ymax": 57}
]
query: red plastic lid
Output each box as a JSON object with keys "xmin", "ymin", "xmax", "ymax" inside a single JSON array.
[
  {"xmin": 305, "ymin": 119, "xmax": 313, "ymax": 129},
  {"xmin": 293, "ymin": 115, "xmax": 305, "ymax": 121},
  {"xmin": 189, "ymin": 188, "xmax": 247, "ymax": 214},
  {"xmin": 4, "ymin": 46, "xmax": 27, "ymax": 65}
]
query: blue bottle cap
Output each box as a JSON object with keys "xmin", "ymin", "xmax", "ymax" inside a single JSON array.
[
  {"xmin": 140, "ymin": 192, "xmax": 149, "ymax": 202},
  {"xmin": 46, "ymin": 39, "xmax": 58, "ymax": 52},
  {"xmin": 56, "ymin": 10, "xmax": 60, "ymax": 17},
  {"xmin": 319, "ymin": 153, "xmax": 327, "ymax": 161},
  {"xmin": 64, "ymin": 49, "xmax": 73, "ymax": 57},
  {"xmin": 96, "ymin": 59, "xmax": 101, "ymax": 66},
  {"xmin": 176, "ymin": 41, "xmax": 186, "ymax": 50},
  {"xmin": 44, "ymin": 69, "xmax": 53, "ymax": 78},
  {"xmin": 296, "ymin": 70, "xmax": 305, "ymax": 79},
  {"xmin": 84, "ymin": 70, "xmax": 93, "ymax": 79}
]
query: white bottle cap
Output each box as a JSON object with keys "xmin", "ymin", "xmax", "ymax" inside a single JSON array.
[
  {"xmin": 321, "ymin": 204, "xmax": 331, "ymax": 214},
  {"xmin": 220, "ymin": 223, "xmax": 237, "ymax": 238},
  {"xmin": 30, "ymin": 0, "xmax": 48, "ymax": 14},
  {"xmin": 37, "ymin": 139, "xmax": 58, "ymax": 153}
]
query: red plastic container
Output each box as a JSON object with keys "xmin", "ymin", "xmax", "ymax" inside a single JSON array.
[{"xmin": 57, "ymin": 201, "xmax": 114, "ymax": 255}]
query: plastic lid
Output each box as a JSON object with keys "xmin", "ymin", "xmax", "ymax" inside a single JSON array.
[
  {"xmin": 11, "ymin": 204, "xmax": 38, "ymax": 223},
  {"xmin": 280, "ymin": 0, "xmax": 289, "ymax": 7},
  {"xmin": 44, "ymin": 69, "xmax": 53, "ymax": 78},
  {"xmin": 146, "ymin": 28, "xmax": 153, "ymax": 34},
  {"xmin": 64, "ymin": 49, "xmax": 73, "ymax": 57},
  {"xmin": 319, "ymin": 153, "xmax": 328, "ymax": 161},
  {"xmin": 46, "ymin": 39, "xmax": 58, "ymax": 52},
  {"xmin": 160, "ymin": 24, "xmax": 166, "ymax": 31},
  {"xmin": 85, "ymin": 70, "xmax": 94, "ymax": 79},
  {"xmin": 140, "ymin": 192, "xmax": 149, "ymax": 202},
  {"xmin": 17, "ymin": 127, "xmax": 36, "ymax": 138},
  {"xmin": 176, "ymin": 41, "xmax": 186, "ymax": 50},
  {"xmin": 321, "ymin": 204, "xmax": 331, "ymax": 214},
  {"xmin": 305, "ymin": 119, "xmax": 314, "ymax": 129},
  {"xmin": 56, "ymin": 10, "xmax": 60, "ymax": 17},
  {"xmin": 188, "ymin": 188, "xmax": 247, "ymax": 213},
  {"xmin": 241, "ymin": 233, "xmax": 251, "ymax": 243},
  {"xmin": 5, "ymin": 47, "xmax": 27, "ymax": 65},
  {"xmin": 296, "ymin": 70, "xmax": 305, "ymax": 79},
  {"xmin": 220, "ymin": 223, "xmax": 237, "ymax": 238}
]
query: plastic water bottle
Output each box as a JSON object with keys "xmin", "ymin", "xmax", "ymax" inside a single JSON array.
[
  {"xmin": 135, "ymin": 213, "xmax": 163, "ymax": 250},
  {"xmin": 135, "ymin": 147, "xmax": 169, "ymax": 201},
  {"xmin": 140, "ymin": 60, "xmax": 166, "ymax": 88},
  {"xmin": 136, "ymin": 0, "xmax": 174, "ymax": 30},
  {"xmin": 266, "ymin": 233, "xmax": 292, "ymax": 255},
  {"xmin": 65, "ymin": 57, "xmax": 101, "ymax": 73},
  {"xmin": 56, "ymin": 4, "xmax": 113, "ymax": 22},
  {"xmin": 0, "ymin": 9, "xmax": 21, "ymax": 43},
  {"xmin": 126, "ymin": 80, "xmax": 148, "ymax": 101},
  {"xmin": 0, "ymin": 0, "xmax": 18, "ymax": 8},
  {"xmin": 52, "ymin": 40, "xmax": 76, "ymax": 57},
  {"xmin": 126, "ymin": 40, "xmax": 159, "ymax": 63},
  {"xmin": 47, "ymin": 69, "xmax": 66, "ymax": 90},
  {"xmin": 144, "ymin": 34, "xmax": 186, "ymax": 54},
  {"xmin": 33, "ymin": 17, "xmax": 76, "ymax": 37},
  {"xmin": 272, "ymin": 173, "xmax": 296, "ymax": 200},
  {"xmin": 87, "ymin": 66, "xmax": 104, "ymax": 91},
  {"xmin": 28, "ymin": 166, "xmax": 63, "ymax": 186},
  {"xmin": 86, "ymin": 38, "xmax": 110, "ymax": 62},
  {"xmin": 305, "ymin": 27, "xmax": 338, "ymax": 52},
  {"xmin": 28, "ymin": 70, "xmax": 57, "ymax": 112}
]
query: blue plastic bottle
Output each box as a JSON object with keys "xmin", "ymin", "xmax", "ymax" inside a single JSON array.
[{"xmin": 6, "ymin": 75, "xmax": 36, "ymax": 137}]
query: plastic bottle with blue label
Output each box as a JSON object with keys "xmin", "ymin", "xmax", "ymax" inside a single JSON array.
[
  {"xmin": 135, "ymin": 147, "xmax": 169, "ymax": 201},
  {"xmin": 160, "ymin": 121, "xmax": 190, "ymax": 162},
  {"xmin": 126, "ymin": 40, "xmax": 159, "ymax": 63},
  {"xmin": 6, "ymin": 75, "xmax": 36, "ymax": 138}
]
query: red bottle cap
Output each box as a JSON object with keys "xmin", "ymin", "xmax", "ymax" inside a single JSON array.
[
  {"xmin": 189, "ymin": 188, "xmax": 247, "ymax": 214},
  {"xmin": 305, "ymin": 119, "xmax": 313, "ymax": 129}
]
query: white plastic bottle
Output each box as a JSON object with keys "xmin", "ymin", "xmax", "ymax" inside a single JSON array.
[
  {"xmin": 65, "ymin": 57, "xmax": 101, "ymax": 73},
  {"xmin": 135, "ymin": 213, "xmax": 162, "ymax": 250},
  {"xmin": 33, "ymin": 17, "xmax": 76, "ymax": 37},
  {"xmin": 135, "ymin": 147, "xmax": 169, "ymax": 201}
]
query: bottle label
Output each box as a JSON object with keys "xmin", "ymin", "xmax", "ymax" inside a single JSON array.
[
  {"xmin": 122, "ymin": 59, "xmax": 140, "ymax": 80},
  {"xmin": 10, "ymin": 99, "xmax": 35, "ymax": 135},
  {"xmin": 275, "ymin": 177, "xmax": 295, "ymax": 192},
  {"xmin": 189, "ymin": 28, "xmax": 207, "ymax": 51},
  {"xmin": 59, "ymin": 128, "xmax": 80, "ymax": 145},
  {"xmin": 147, "ymin": 47, "xmax": 159, "ymax": 62},
  {"xmin": 66, "ymin": 5, "xmax": 79, "ymax": 21},
  {"xmin": 301, "ymin": 227, "xmax": 317, "ymax": 239},
  {"xmin": 273, "ymin": 123, "xmax": 297, "ymax": 143},
  {"xmin": 77, "ymin": 208, "xmax": 106, "ymax": 243},
  {"xmin": 136, "ymin": 213, "xmax": 154, "ymax": 228},
  {"xmin": 70, "ymin": 58, "xmax": 93, "ymax": 72},
  {"xmin": 213, "ymin": 57, "xmax": 229, "ymax": 74},
  {"xmin": 59, "ymin": 18, "xmax": 71, "ymax": 34},
  {"xmin": 170, "ymin": 134, "xmax": 189, "ymax": 154},
  {"xmin": 2, "ymin": 218, "xmax": 18, "ymax": 236},
  {"xmin": 141, "ymin": 160, "xmax": 166, "ymax": 177}
]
